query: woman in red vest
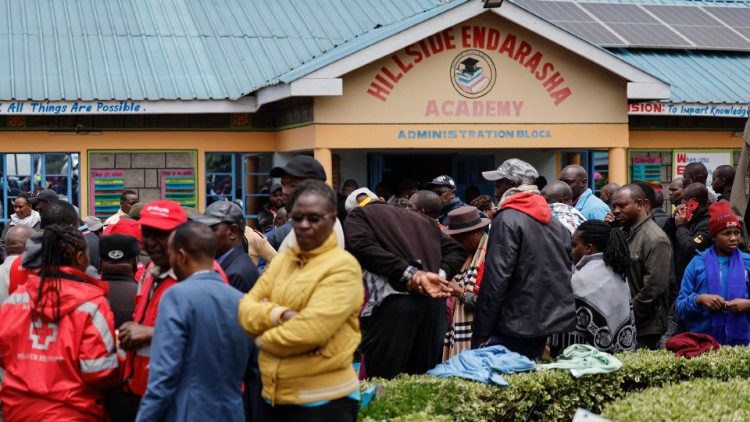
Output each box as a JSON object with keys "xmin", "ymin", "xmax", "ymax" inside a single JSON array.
[{"xmin": 0, "ymin": 224, "xmax": 120, "ymax": 421}]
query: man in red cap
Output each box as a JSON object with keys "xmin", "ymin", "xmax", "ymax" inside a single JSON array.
[
  {"xmin": 110, "ymin": 200, "xmax": 188, "ymax": 421},
  {"xmin": 105, "ymin": 217, "xmax": 147, "ymax": 282}
]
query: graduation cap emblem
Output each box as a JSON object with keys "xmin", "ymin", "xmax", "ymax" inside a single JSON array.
[{"xmin": 451, "ymin": 50, "xmax": 496, "ymax": 99}]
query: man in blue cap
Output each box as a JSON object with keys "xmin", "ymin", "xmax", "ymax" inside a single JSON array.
[{"xmin": 426, "ymin": 175, "xmax": 468, "ymax": 226}]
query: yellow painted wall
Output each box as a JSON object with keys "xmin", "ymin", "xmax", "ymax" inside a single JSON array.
[
  {"xmin": 629, "ymin": 130, "xmax": 744, "ymax": 149},
  {"xmin": 316, "ymin": 14, "xmax": 628, "ymax": 125},
  {"xmin": 313, "ymin": 123, "xmax": 628, "ymax": 149}
]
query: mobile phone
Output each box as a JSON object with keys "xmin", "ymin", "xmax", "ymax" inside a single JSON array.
[{"xmin": 683, "ymin": 198, "xmax": 699, "ymax": 221}]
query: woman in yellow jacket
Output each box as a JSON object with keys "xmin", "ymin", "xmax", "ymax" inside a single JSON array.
[{"xmin": 238, "ymin": 180, "xmax": 363, "ymax": 422}]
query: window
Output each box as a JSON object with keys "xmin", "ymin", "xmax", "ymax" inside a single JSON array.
[
  {"xmin": 1, "ymin": 153, "xmax": 80, "ymax": 224},
  {"xmin": 206, "ymin": 153, "xmax": 273, "ymax": 226}
]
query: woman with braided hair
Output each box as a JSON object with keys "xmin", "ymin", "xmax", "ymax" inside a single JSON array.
[
  {"xmin": 0, "ymin": 224, "xmax": 119, "ymax": 421},
  {"xmin": 550, "ymin": 220, "xmax": 636, "ymax": 355}
]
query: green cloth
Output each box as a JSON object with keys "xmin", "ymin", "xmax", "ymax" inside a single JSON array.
[{"xmin": 538, "ymin": 344, "xmax": 622, "ymax": 378}]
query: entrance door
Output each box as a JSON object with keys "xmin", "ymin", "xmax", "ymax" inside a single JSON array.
[
  {"xmin": 368, "ymin": 153, "xmax": 494, "ymax": 201},
  {"xmin": 452, "ymin": 155, "xmax": 495, "ymax": 198}
]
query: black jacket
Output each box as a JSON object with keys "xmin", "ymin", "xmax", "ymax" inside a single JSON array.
[
  {"xmin": 220, "ymin": 246, "xmax": 259, "ymax": 293},
  {"xmin": 473, "ymin": 208, "xmax": 576, "ymax": 339},
  {"xmin": 102, "ymin": 272, "xmax": 138, "ymax": 329},
  {"xmin": 664, "ymin": 207, "xmax": 711, "ymax": 284},
  {"xmin": 626, "ymin": 216, "xmax": 673, "ymax": 336},
  {"xmin": 344, "ymin": 201, "xmax": 466, "ymax": 291}
]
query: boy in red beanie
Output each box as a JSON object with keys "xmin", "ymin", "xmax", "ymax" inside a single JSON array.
[{"xmin": 675, "ymin": 201, "xmax": 750, "ymax": 345}]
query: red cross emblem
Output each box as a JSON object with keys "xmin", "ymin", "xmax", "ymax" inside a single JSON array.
[{"xmin": 29, "ymin": 319, "xmax": 58, "ymax": 351}]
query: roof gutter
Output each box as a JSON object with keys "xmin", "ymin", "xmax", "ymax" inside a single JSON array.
[{"xmin": 256, "ymin": 78, "xmax": 343, "ymax": 108}]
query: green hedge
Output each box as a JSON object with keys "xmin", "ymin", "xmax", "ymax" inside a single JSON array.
[
  {"xmin": 602, "ymin": 377, "xmax": 750, "ymax": 421},
  {"xmin": 359, "ymin": 347, "xmax": 750, "ymax": 421}
]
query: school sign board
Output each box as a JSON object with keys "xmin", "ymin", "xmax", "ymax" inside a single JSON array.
[{"xmin": 672, "ymin": 150, "xmax": 732, "ymax": 180}]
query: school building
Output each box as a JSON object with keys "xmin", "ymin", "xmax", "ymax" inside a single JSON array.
[{"xmin": 1, "ymin": 0, "xmax": 748, "ymax": 224}]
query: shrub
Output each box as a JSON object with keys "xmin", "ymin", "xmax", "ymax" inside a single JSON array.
[
  {"xmin": 601, "ymin": 378, "xmax": 750, "ymax": 421},
  {"xmin": 358, "ymin": 347, "xmax": 750, "ymax": 421}
]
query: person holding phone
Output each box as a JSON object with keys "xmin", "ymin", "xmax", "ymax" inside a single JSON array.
[{"xmin": 665, "ymin": 183, "xmax": 713, "ymax": 287}]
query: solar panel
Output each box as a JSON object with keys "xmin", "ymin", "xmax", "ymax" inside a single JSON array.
[
  {"xmin": 672, "ymin": 25, "xmax": 750, "ymax": 49},
  {"xmin": 512, "ymin": 0, "xmax": 627, "ymax": 46},
  {"xmin": 510, "ymin": 0, "xmax": 750, "ymax": 50},
  {"xmin": 513, "ymin": 0, "xmax": 596, "ymax": 23},
  {"xmin": 608, "ymin": 23, "xmax": 692, "ymax": 47},
  {"xmin": 642, "ymin": 5, "xmax": 750, "ymax": 49},
  {"xmin": 554, "ymin": 21, "xmax": 627, "ymax": 45},
  {"xmin": 582, "ymin": 3, "xmax": 659, "ymax": 24},
  {"xmin": 642, "ymin": 5, "xmax": 722, "ymax": 26},
  {"xmin": 737, "ymin": 28, "xmax": 750, "ymax": 39},
  {"xmin": 703, "ymin": 7, "xmax": 750, "ymax": 29}
]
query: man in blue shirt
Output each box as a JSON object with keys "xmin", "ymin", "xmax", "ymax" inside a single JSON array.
[
  {"xmin": 559, "ymin": 165, "xmax": 610, "ymax": 221},
  {"xmin": 136, "ymin": 221, "xmax": 253, "ymax": 422}
]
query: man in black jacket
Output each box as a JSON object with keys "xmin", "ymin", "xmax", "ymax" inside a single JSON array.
[
  {"xmin": 473, "ymin": 159, "xmax": 576, "ymax": 359},
  {"xmin": 194, "ymin": 201, "xmax": 259, "ymax": 293},
  {"xmin": 345, "ymin": 200, "xmax": 466, "ymax": 379},
  {"xmin": 100, "ymin": 234, "xmax": 140, "ymax": 328},
  {"xmin": 664, "ymin": 182, "xmax": 711, "ymax": 285},
  {"xmin": 609, "ymin": 184, "xmax": 672, "ymax": 349}
]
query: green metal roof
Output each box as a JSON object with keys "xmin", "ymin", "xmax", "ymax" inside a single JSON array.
[
  {"xmin": 2, "ymin": 0, "xmax": 748, "ymax": 106},
  {"xmin": 0, "ymin": 0, "xmax": 464, "ymax": 101},
  {"xmin": 612, "ymin": 49, "xmax": 750, "ymax": 104}
]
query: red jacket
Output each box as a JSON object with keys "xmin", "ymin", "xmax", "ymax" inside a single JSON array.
[
  {"xmin": 0, "ymin": 267, "xmax": 120, "ymax": 422},
  {"xmin": 121, "ymin": 262, "xmax": 229, "ymax": 396}
]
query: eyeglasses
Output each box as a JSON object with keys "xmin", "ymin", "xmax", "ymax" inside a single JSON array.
[{"xmin": 289, "ymin": 213, "xmax": 335, "ymax": 225}]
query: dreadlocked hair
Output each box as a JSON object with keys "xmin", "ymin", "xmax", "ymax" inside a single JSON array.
[
  {"xmin": 33, "ymin": 224, "xmax": 88, "ymax": 323},
  {"xmin": 576, "ymin": 220, "xmax": 631, "ymax": 279}
]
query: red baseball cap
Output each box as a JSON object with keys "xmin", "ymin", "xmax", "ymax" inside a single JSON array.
[
  {"xmin": 139, "ymin": 200, "xmax": 187, "ymax": 231},
  {"xmin": 104, "ymin": 217, "xmax": 143, "ymax": 246}
]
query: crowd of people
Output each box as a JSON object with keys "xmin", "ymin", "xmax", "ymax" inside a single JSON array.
[{"xmin": 0, "ymin": 153, "xmax": 746, "ymax": 421}]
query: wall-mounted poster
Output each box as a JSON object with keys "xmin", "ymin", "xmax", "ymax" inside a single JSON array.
[
  {"xmin": 161, "ymin": 169, "xmax": 196, "ymax": 208},
  {"xmin": 90, "ymin": 170, "xmax": 125, "ymax": 218},
  {"xmin": 631, "ymin": 155, "xmax": 661, "ymax": 182},
  {"xmin": 673, "ymin": 150, "xmax": 732, "ymax": 179}
]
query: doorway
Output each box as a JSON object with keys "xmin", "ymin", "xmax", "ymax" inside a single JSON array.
[{"xmin": 368, "ymin": 153, "xmax": 495, "ymax": 199}]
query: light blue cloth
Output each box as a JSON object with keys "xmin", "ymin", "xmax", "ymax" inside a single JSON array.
[
  {"xmin": 427, "ymin": 345, "xmax": 536, "ymax": 386},
  {"xmin": 575, "ymin": 188, "xmax": 610, "ymax": 221}
]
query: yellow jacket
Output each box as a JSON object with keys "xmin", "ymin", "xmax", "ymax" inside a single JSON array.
[{"xmin": 238, "ymin": 233, "xmax": 363, "ymax": 405}]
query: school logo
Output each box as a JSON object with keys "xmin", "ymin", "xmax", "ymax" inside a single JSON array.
[{"xmin": 450, "ymin": 50, "xmax": 496, "ymax": 99}]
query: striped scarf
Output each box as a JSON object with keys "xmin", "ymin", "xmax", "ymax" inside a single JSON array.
[{"xmin": 443, "ymin": 233, "xmax": 488, "ymax": 361}]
